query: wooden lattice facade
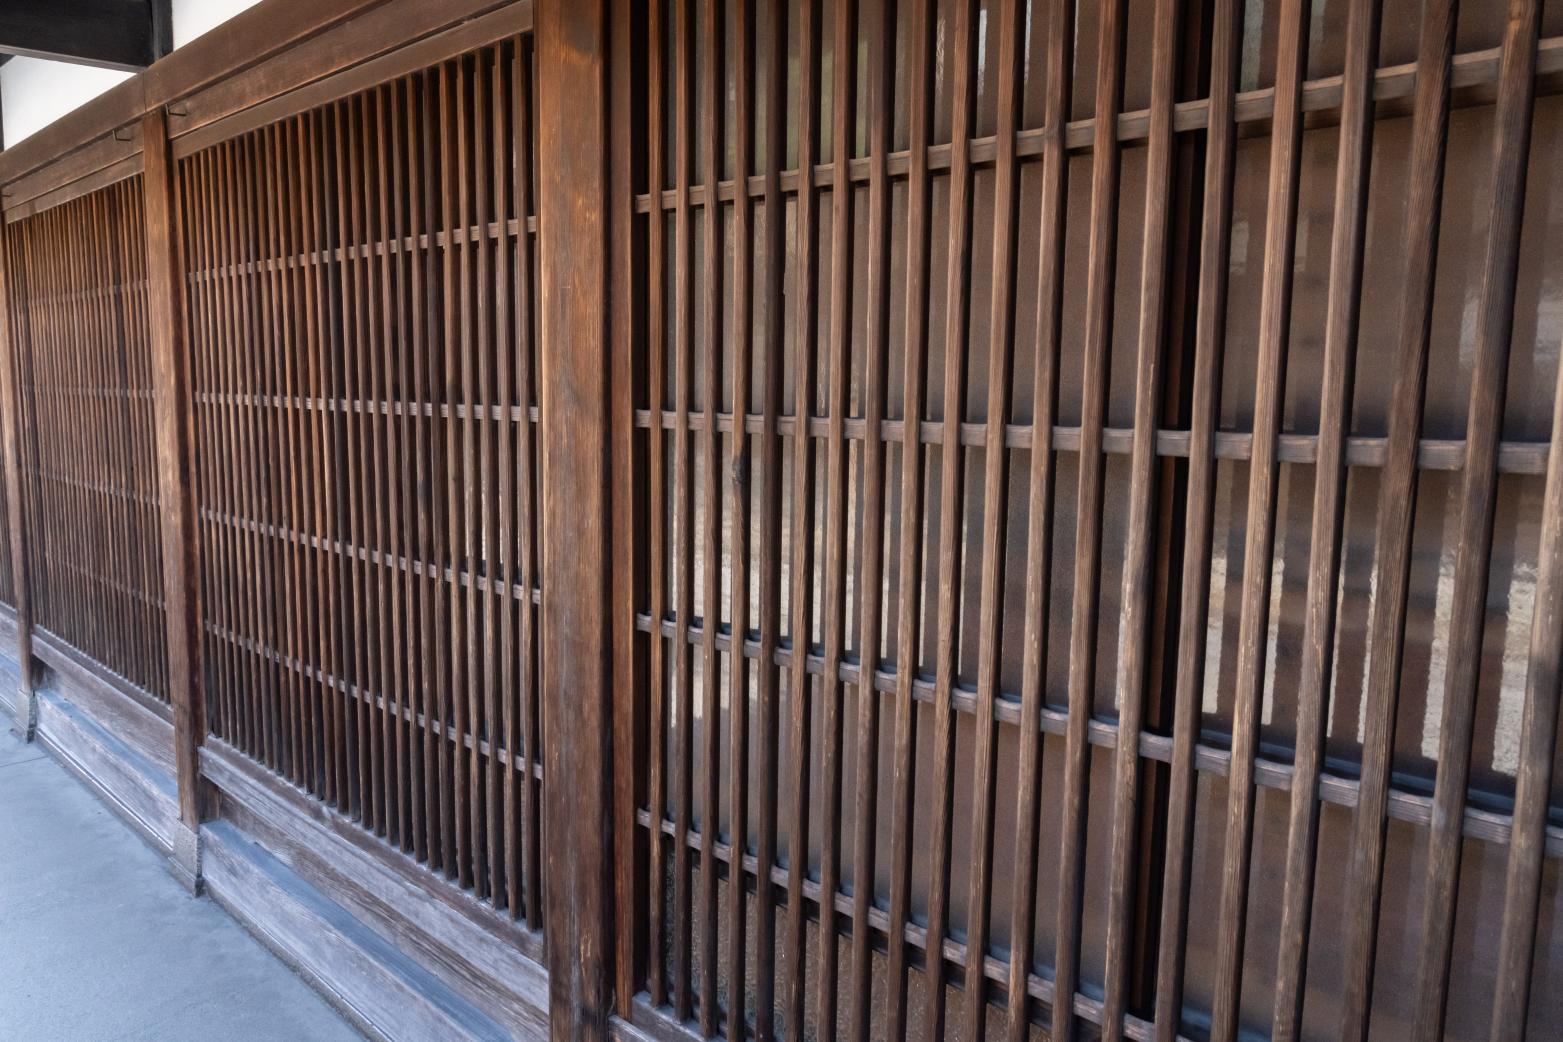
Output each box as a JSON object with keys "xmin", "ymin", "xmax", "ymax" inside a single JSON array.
[{"xmin": 0, "ymin": 1, "xmax": 1560, "ymax": 1040}]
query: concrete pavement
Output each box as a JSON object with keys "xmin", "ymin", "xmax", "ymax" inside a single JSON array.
[{"xmin": 0, "ymin": 727, "xmax": 362, "ymax": 1042}]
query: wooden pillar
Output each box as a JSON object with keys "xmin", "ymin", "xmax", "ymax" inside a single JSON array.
[
  {"xmin": 141, "ymin": 107, "xmax": 207, "ymax": 886},
  {"xmin": 537, "ymin": 0, "xmax": 616, "ymax": 1037},
  {"xmin": 0, "ymin": 221, "xmax": 37, "ymax": 738},
  {"xmin": 607, "ymin": 0, "xmax": 644, "ymax": 1021}
]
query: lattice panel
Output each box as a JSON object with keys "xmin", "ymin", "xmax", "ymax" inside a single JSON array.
[
  {"xmin": 621, "ymin": 0, "xmax": 1563, "ymax": 1039},
  {"xmin": 5, "ymin": 178, "xmax": 168, "ymax": 700},
  {"xmin": 180, "ymin": 38, "xmax": 544, "ymax": 922}
]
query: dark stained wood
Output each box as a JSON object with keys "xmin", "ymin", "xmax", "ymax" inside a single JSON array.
[
  {"xmin": 1005, "ymin": 0, "xmax": 1070, "ymax": 1037},
  {"xmin": 781, "ymin": 0, "xmax": 821, "ymax": 1036},
  {"xmin": 142, "ymin": 106, "xmax": 204, "ymax": 831},
  {"xmin": 750, "ymin": 0, "xmax": 787, "ymax": 1036},
  {"xmin": 5, "ymin": 3, "xmax": 1563, "ymax": 1041},
  {"xmin": 609, "ymin": 0, "xmax": 642, "ymax": 1010},
  {"xmin": 724, "ymin": 0, "xmax": 754, "ymax": 1036},
  {"xmin": 884, "ymin": 0, "xmax": 935, "ymax": 1034},
  {"xmin": 1490, "ymin": 271, "xmax": 1563, "ymax": 1042},
  {"xmin": 0, "ymin": 0, "xmax": 162, "ymax": 71},
  {"xmin": 670, "ymin": 0, "xmax": 696, "ymax": 1020},
  {"xmin": 696, "ymin": 0, "xmax": 724, "ymax": 1029},
  {"xmin": 1209, "ymin": 1, "xmax": 1308, "ymax": 1036},
  {"xmin": 1271, "ymin": 0, "xmax": 1380, "ymax": 1035},
  {"xmin": 1411, "ymin": 2, "xmax": 1541, "ymax": 1035},
  {"xmin": 641, "ymin": 0, "xmax": 670, "ymax": 1010},
  {"xmin": 157, "ymin": 12, "xmax": 545, "ymax": 964},
  {"xmin": 1055, "ymin": 0, "xmax": 1127, "ymax": 1037},
  {"xmin": 812, "ymin": 0, "xmax": 856, "ymax": 1034},
  {"xmin": 847, "ymin": 0, "xmax": 891, "ymax": 1036},
  {"xmin": 961, "ymin": 0, "xmax": 1022, "ymax": 1035},
  {"xmin": 536, "ymin": 0, "xmax": 614, "ymax": 1036},
  {"xmin": 926, "ymin": 0, "xmax": 976, "ymax": 1035},
  {"xmin": 6, "ymin": 178, "xmax": 170, "ymax": 717},
  {"xmin": 0, "ymin": 221, "xmax": 36, "ymax": 733},
  {"xmin": 1102, "ymin": 0, "xmax": 1179, "ymax": 1036}
]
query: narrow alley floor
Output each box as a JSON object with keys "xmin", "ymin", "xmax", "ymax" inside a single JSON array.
[{"xmin": 0, "ymin": 726, "xmax": 362, "ymax": 1042}]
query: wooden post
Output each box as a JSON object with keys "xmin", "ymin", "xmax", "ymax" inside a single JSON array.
[
  {"xmin": 142, "ymin": 106, "xmax": 207, "ymax": 888},
  {"xmin": 0, "ymin": 224, "xmax": 37, "ymax": 738},
  {"xmin": 537, "ymin": 0, "xmax": 616, "ymax": 1037},
  {"xmin": 607, "ymin": 0, "xmax": 644, "ymax": 1021}
]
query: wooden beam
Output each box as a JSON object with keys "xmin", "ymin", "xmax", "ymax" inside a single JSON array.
[
  {"xmin": 537, "ymin": 0, "xmax": 616, "ymax": 1037},
  {"xmin": 141, "ymin": 106, "xmax": 205, "ymax": 876},
  {"xmin": 0, "ymin": 0, "xmax": 394, "ymax": 186},
  {"xmin": 0, "ymin": 0, "xmax": 158, "ymax": 71},
  {"xmin": 150, "ymin": 0, "xmax": 171, "ymax": 60}
]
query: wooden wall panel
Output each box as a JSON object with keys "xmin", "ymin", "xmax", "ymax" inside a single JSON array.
[
  {"xmin": 0, "ymin": 421, "xmax": 17, "ymax": 609},
  {"xmin": 4, "ymin": 178, "xmax": 169, "ymax": 703},
  {"xmin": 618, "ymin": 1, "xmax": 1563, "ymax": 1040},
  {"xmin": 1, "ymin": 0, "xmax": 1562, "ymax": 1038},
  {"xmin": 178, "ymin": 37, "xmax": 544, "ymax": 924}
]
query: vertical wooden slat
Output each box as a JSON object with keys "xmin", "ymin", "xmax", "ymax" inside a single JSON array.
[
  {"xmin": 254, "ymin": 125, "xmax": 283, "ymax": 776},
  {"xmin": 961, "ymin": 0, "xmax": 1023, "ymax": 1033},
  {"xmin": 218, "ymin": 139, "xmax": 247, "ymax": 769},
  {"xmin": 847, "ymin": 0, "xmax": 892, "ymax": 1034},
  {"xmin": 609, "ymin": 0, "xmax": 642, "ymax": 1007},
  {"xmin": 1102, "ymin": 0, "xmax": 1180, "ymax": 1036},
  {"xmin": 644, "ymin": 0, "xmax": 671, "ymax": 1007},
  {"xmin": 884, "ymin": 0, "xmax": 935, "ymax": 1031},
  {"xmin": 186, "ymin": 151, "xmax": 219, "ymax": 742},
  {"xmin": 209, "ymin": 145, "xmax": 237, "ymax": 749},
  {"xmin": 1055, "ymin": 0, "xmax": 1128, "ymax": 1036},
  {"xmin": 537, "ymin": 0, "xmax": 615, "ymax": 1036},
  {"xmin": 813, "ymin": 0, "xmax": 857, "ymax": 1032},
  {"xmin": 1271, "ymin": 0, "xmax": 1380, "ymax": 1036},
  {"xmin": 697, "ymin": 0, "xmax": 726, "ymax": 1028},
  {"xmin": 443, "ymin": 64, "xmax": 462, "ymax": 877},
  {"xmin": 1209, "ymin": 0, "xmax": 1309, "ymax": 1035},
  {"xmin": 494, "ymin": 39, "xmax": 521, "ymax": 918},
  {"xmin": 751, "ymin": 0, "xmax": 787, "ymax": 1034},
  {"xmin": 1005, "ymin": 0, "xmax": 1071, "ymax": 1037},
  {"xmin": 1489, "ymin": 286, "xmax": 1563, "ymax": 1042},
  {"xmin": 725, "ymin": 0, "xmax": 754, "ymax": 1035},
  {"xmin": 782, "ymin": 0, "xmax": 822, "ymax": 1033},
  {"xmin": 374, "ymin": 85, "xmax": 409, "ymax": 855},
  {"xmin": 672, "ymin": 0, "xmax": 698, "ymax": 1018},
  {"xmin": 142, "ymin": 107, "xmax": 206, "ymax": 839},
  {"xmin": 472, "ymin": 56, "xmax": 498, "ymax": 900},
  {"xmin": 387, "ymin": 88, "xmax": 415, "ymax": 848},
  {"xmin": 1412, "ymin": 3, "xmax": 1541, "ymax": 1035},
  {"xmin": 409, "ymin": 70, "xmax": 436, "ymax": 868},
  {"xmin": 516, "ymin": 37, "xmax": 543, "ymax": 933},
  {"xmin": 272, "ymin": 119, "xmax": 305, "ymax": 789},
  {"xmin": 924, "ymin": 0, "xmax": 975, "ymax": 1034},
  {"xmin": 304, "ymin": 109, "xmax": 340, "ymax": 807}
]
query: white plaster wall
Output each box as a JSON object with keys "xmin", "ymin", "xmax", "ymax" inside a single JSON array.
[
  {"xmin": 171, "ymin": 0, "xmax": 265, "ymax": 50},
  {"xmin": 0, "ymin": 59, "xmax": 132, "ymax": 149},
  {"xmin": 0, "ymin": 0, "xmax": 265, "ymax": 148}
]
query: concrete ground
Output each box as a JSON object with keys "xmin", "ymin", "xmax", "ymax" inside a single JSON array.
[{"xmin": 0, "ymin": 727, "xmax": 362, "ymax": 1042}]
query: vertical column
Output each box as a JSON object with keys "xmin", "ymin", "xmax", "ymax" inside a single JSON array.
[
  {"xmin": 536, "ymin": 0, "xmax": 616, "ymax": 1037},
  {"xmin": 142, "ymin": 107, "xmax": 207, "ymax": 888},
  {"xmin": 607, "ymin": 0, "xmax": 644, "ymax": 1022},
  {"xmin": 0, "ymin": 219, "xmax": 37, "ymax": 737}
]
